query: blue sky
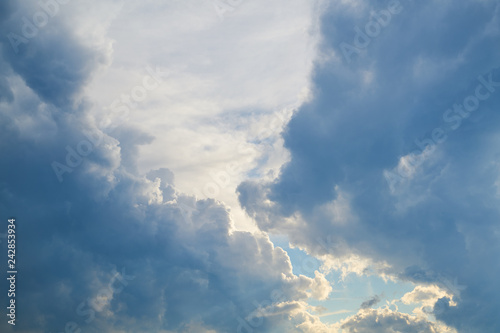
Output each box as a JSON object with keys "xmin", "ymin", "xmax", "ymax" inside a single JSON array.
[{"xmin": 1, "ymin": 0, "xmax": 500, "ymax": 332}]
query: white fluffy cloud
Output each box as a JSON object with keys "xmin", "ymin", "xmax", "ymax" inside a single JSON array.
[{"xmin": 339, "ymin": 308, "xmax": 452, "ymax": 333}]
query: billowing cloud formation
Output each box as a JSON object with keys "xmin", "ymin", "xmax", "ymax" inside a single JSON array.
[
  {"xmin": 0, "ymin": 93, "xmax": 332, "ymax": 331},
  {"xmin": 239, "ymin": 0, "xmax": 500, "ymax": 332},
  {"xmin": 0, "ymin": 1, "xmax": 333, "ymax": 332},
  {"xmin": 340, "ymin": 308, "xmax": 445, "ymax": 333}
]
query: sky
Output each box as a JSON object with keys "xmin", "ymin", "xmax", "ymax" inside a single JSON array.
[{"xmin": 0, "ymin": 0, "xmax": 499, "ymax": 332}]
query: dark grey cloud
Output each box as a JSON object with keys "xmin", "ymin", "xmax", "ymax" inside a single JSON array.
[
  {"xmin": 0, "ymin": 82, "xmax": 331, "ymax": 333},
  {"xmin": 239, "ymin": 0, "xmax": 500, "ymax": 331},
  {"xmin": 360, "ymin": 295, "xmax": 381, "ymax": 309},
  {"xmin": 0, "ymin": 5, "xmax": 331, "ymax": 331},
  {"xmin": 0, "ymin": 84, "xmax": 328, "ymax": 332},
  {"xmin": 0, "ymin": 0, "xmax": 109, "ymax": 108}
]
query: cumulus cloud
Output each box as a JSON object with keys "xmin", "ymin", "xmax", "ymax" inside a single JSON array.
[
  {"xmin": 0, "ymin": 68, "xmax": 336, "ymax": 333},
  {"xmin": 340, "ymin": 308, "xmax": 448, "ymax": 333},
  {"xmin": 238, "ymin": 0, "xmax": 500, "ymax": 331},
  {"xmin": 0, "ymin": 2, "xmax": 332, "ymax": 332},
  {"xmin": 401, "ymin": 285, "xmax": 452, "ymax": 309}
]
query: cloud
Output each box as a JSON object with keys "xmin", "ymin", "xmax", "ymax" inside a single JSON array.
[
  {"xmin": 238, "ymin": 0, "xmax": 500, "ymax": 331},
  {"xmin": 0, "ymin": 1, "xmax": 111, "ymax": 108},
  {"xmin": 401, "ymin": 285, "xmax": 452, "ymax": 309},
  {"xmin": 248, "ymin": 300, "xmax": 336, "ymax": 333},
  {"xmin": 360, "ymin": 295, "xmax": 381, "ymax": 309},
  {"xmin": 0, "ymin": 4, "xmax": 331, "ymax": 331},
  {"xmin": 3, "ymin": 0, "xmax": 500, "ymax": 332},
  {"xmin": 0, "ymin": 87, "xmax": 334, "ymax": 332},
  {"xmin": 78, "ymin": 0, "xmax": 322, "ymax": 231},
  {"xmin": 340, "ymin": 308, "xmax": 448, "ymax": 333}
]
